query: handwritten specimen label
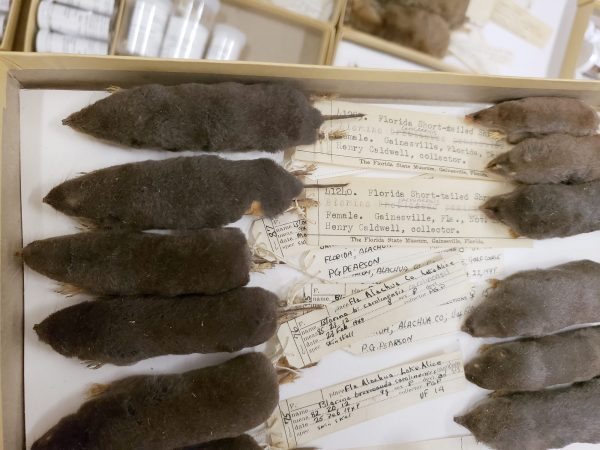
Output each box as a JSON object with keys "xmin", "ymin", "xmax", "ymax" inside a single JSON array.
[
  {"xmin": 288, "ymin": 280, "xmax": 471, "ymax": 355},
  {"xmin": 289, "ymin": 247, "xmax": 504, "ymax": 303},
  {"xmin": 294, "ymin": 101, "xmax": 509, "ymax": 179},
  {"xmin": 303, "ymin": 246, "xmax": 441, "ymax": 282},
  {"xmin": 269, "ymin": 352, "xmax": 466, "ymax": 448},
  {"xmin": 251, "ymin": 212, "xmax": 308, "ymax": 267},
  {"xmin": 348, "ymin": 435, "xmax": 484, "ymax": 450},
  {"xmin": 347, "ymin": 291, "xmax": 472, "ymax": 355},
  {"xmin": 304, "ymin": 176, "xmax": 531, "ymax": 248},
  {"xmin": 278, "ymin": 258, "xmax": 470, "ymax": 368}
]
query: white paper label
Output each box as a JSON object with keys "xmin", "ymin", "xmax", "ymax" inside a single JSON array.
[
  {"xmin": 292, "ymin": 249, "xmax": 502, "ymax": 356},
  {"xmin": 302, "ymin": 246, "xmax": 442, "ymax": 282},
  {"xmin": 491, "ymin": 0, "xmax": 552, "ymax": 48},
  {"xmin": 294, "ymin": 101, "xmax": 509, "ymax": 180},
  {"xmin": 250, "ymin": 212, "xmax": 308, "ymax": 267},
  {"xmin": 269, "ymin": 352, "xmax": 466, "ymax": 448},
  {"xmin": 277, "ymin": 258, "xmax": 470, "ymax": 368},
  {"xmin": 304, "ymin": 176, "xmax": 530, "ymax": 248}
]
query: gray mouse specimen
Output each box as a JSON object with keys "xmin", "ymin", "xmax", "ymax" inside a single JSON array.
[
  {"xmin": 463, "ymin": 260, "xmax": 600, "ymax": 338},
  {"xmin": 465, "ymin": 326, "xmax": 600, "ymax": 392},
  {"xmin": 63, "ymin": 82, "xmax": 324, "ymax": 152},
  {"xmin": 22, "ymin": 229, "xmax": 250, "ymax": 296},
  {"xmin": 481, "ymin": 181, "xmax": 600, "ymax": 239},
  {"xmin": 466, "ymin": 97, "xmax": 599, "ymax": 144},
  {"xmin": 34, "ymin": 287, "xmax": 278, "ymax": 367},
  {"xmin": 487, "ymin": 134, "xmax": 600, "ymax": 184},
  {"xmin": 43, "ymin": 156, "xmax": 304, "ymax": 230},
  {"xmin": 455, "ymin": 377, "xmax": 600, "ymax": 450},
  {"xmin": 31, "ymin": 353, "xmax": 279, "ymax": 450}
]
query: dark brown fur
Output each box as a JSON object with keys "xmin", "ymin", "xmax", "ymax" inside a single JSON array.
[
  {"xmin": 63, "ymin": 83, "xmax": 323, "ymax": 152},
  {"xmin": 466, "ymin": 97, "xmax": 599, "ymax": 144},
  {"xmin": 487, "ymin": 134, "xmax": 600, "ymax": 184},
  {"xmin": 22, "ymin": 229, "xmax": 250, "ymax": 296},
  {"xmin": 34, "ymin": 288, "xmax": 278, "ymax": 366},
  {"xmin": 465, "ymin": 326, "xmax": 600, "ymax": 392},
  {"xmin": 31, "ymin": 353, "xmax": 279, "ymax": 450},
  {"xmin": 43, "ymin": 156, "xmax": 304, "ymax": 230},
  {"xmin": 481, "ymin": 181, "xmax": 600, "ymax": 239},
  {"xmin": 463, "ymin": 260, "xmax": 600, "ymax": 337},
  {"xmin": 180, "ymin": 435, "xmax": 261, "ymax": 450},
  {"xmin": 455, "ymin": 377, "xmax": 600, "ymax": 450}
]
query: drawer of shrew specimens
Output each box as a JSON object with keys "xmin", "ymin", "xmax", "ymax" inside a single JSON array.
[{"xmin": 20, "ymin": 81, "xmax": 600, "ymax": 450}]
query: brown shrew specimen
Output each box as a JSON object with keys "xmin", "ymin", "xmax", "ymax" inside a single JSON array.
[
  {"xmin": 465, "ymin": 326, "xmax": 600, "ymax": 392},
  {"xmin": 34, "ymin": 288, "xmax": 278, "ymax": 367},
  {"xmin": 455, "ymin": 377, "xmax": 600, "ymax": 450},
  {"xmin": 481, "ymin": 181, "xmax": 600, "ymax": 239},
  {"xmin": 463, "ymin": 260, "xmax": 600, "ymax": 338},
  {"xmin": 346, "ymin": 0, "xmax": 453, "ymax": 57},
  {"xmin": 31, "ymin": 353, "xmax": 279, "ymax": 450},
  {"xmin": 486, "ymin": 134, "xmax": 600, "ymax": 184},
  {"xmin": 22, "ymin": 229, "xmax": 251, "ymax": 296},
  {"xmin": 63, "ymin": 82, "xmax": 326, "ymax": 152},
  {"xmin": 43, "ymin": 156, "xmax": 304, "ymax": 230},
  {"xmin": 466, "ymin": 97, "xmax": 599, "ymax": 144}
]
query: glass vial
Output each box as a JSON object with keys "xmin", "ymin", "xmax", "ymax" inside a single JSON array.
[
  {"xmin": 54, "ymin": 0, "xmax": 116, "ymax": 16},
  {"xmin": 205, "ymin": 23, "xmax": 246, "ymax": 60},
  {"xmin": 119, "ymin": 0, "xmax": 172, "ymax": 57},
  {"xmin": 159, "ymin": 0, "xmax": 220, "ymax": 59},
  {"xmin": 37, "ymin": 0, "xmax": 112, "ymax": 41},
  {"xmin": 36, "ymin": 29, "xmax": 109, "ymax": 54}
]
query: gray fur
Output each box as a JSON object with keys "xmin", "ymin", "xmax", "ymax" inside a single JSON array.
[
  {"xmin": 455, "ymin": 377, "xmax": 600, "ymax": 450},
  {"xmin": 63, "ymin": 83, "xmax": 323, "ymax": 152},
  {"xmin": 22, "ymin": 229, "xmax": 250, "ymax": 296},
  {"xmin": 34, "ymin": 288, "xmax": 278, "ymax": 366},
  {"xmin": 43, "ymin": 156, "xmax": 304, "ymax": 230},
  {"xmin": 467, "ymin": 97, "xmax": 599, "ymax": 144},
  {"xmin": 465, "ymin": 326, "xmax": 600, "ymax": 391},
  {"xmin": 487, "ymin": 134, "xmax": 600, "ymax": 184},
  {"xmin": 481, "ymin": 181, "xmax": 600, "ymax": 239},
  {"xmin": 463, "ymin": 260, "xmax": 600, "ymax": 338},
  {"xmin": 32, "ymin": 353, "xmax": 279, "ymax": 450}
]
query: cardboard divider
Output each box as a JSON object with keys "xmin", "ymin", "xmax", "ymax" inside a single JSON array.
[
  {"xmin": 0, "ymin": 71, "xmax": 24, "ymax": 450},
  {"xmin": 3, "ymin": 53, "xmax": 600, "ymax": 448},
  {"xmin": 1, "ymin": 0, "xmax": 22, "ymax": 50}
]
